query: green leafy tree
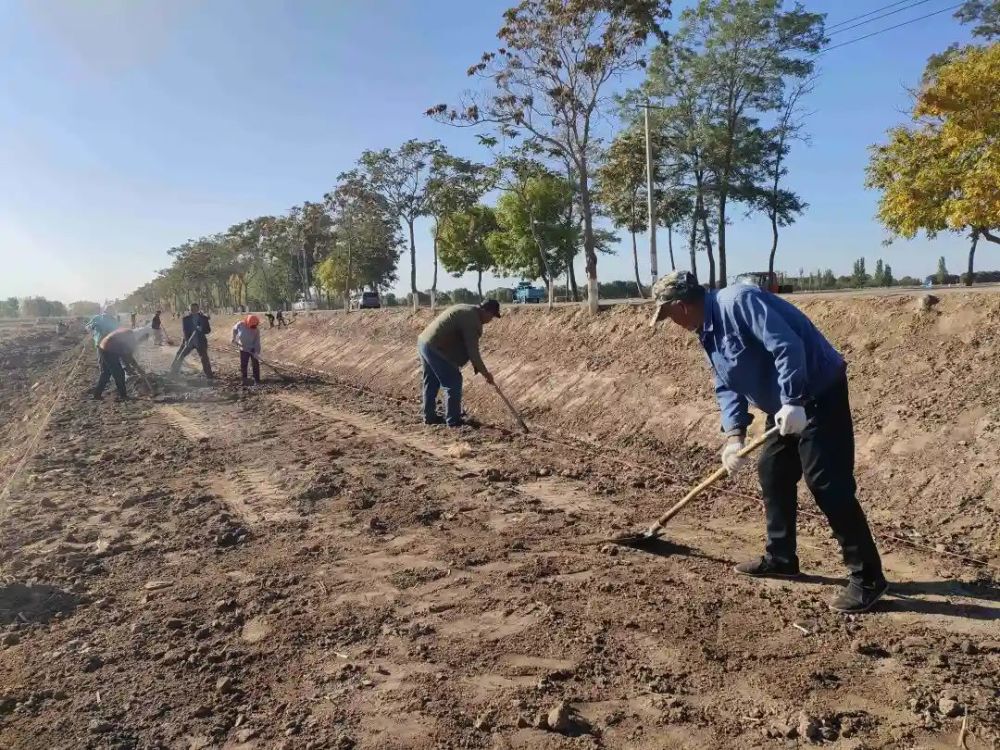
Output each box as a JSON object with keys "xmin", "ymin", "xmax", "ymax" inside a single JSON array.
[
  {"xmin": 883, "ymin": 263, "xmax": 894, "ymax": 287},
  {"xmin": 20, "ymin": 297, "xmax": 67, "ymax": 318},
  {"xmin": 430, "ymin": 0, "xmax": 671, "ymax": 312},
  {"xmin": 936, "ymin": 256, "xmax": 950, "ymax": 285},
  {"xmin": 487, "ymin": 172, "xmax": 577, "ymax": 299},
  {"xmin": 872, "ymin": 259, "xmax": 884, "ymax": 287},
  {"xmin": 595, "ymin": 127, "xmax": 666, "ymax": 297},
  {"xmin": 639, "ymin": 0, "xmax": 824, "ymax": 287},
  {"xmin": 851, "ymin": 258, "xmax": 868, "ymax": 288},
  {"xmin": 426, "ymin": 152, "xmax": 488, "ymax": 308},
  {"xmin": 318, "ymin": 174, "xmax": 403, "ymax": 308},
  {"xmin": 0, "ymin": 298, "xmax": 19, "ymax": 318},
  {"xmin": 356, "ymin": 140, "xmax": 444, "ymax": 308},
  {"xmin": 437, "ymin": 205, "xmax": 499, "ymax": 300}
]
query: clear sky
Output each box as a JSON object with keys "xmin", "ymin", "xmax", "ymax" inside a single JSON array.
[{"xmin": 0, "ymin": 0, "xmax": 976, "ymax": 304}]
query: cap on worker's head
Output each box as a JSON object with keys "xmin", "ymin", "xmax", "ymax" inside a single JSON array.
[
  {"xmin": 246, "ymin": 314, "xmax": 260, "ymax": 329},
  {"xmin": 649, "ymin": 270, "xmax": 702, "ymax": 327},
  {"xmin": 480, "ymin": 299, "xmax": 501, "ymax": 318}
]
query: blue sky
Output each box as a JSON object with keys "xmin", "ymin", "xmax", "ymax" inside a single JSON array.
[{"xmin": 0, "ymin": 0, "xmax": 975, "ymax": 303}]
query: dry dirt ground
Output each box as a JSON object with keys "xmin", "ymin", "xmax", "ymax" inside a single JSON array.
[{"xmin": 0, "ymin": 322, "xmax": 998, "ymax": 750}]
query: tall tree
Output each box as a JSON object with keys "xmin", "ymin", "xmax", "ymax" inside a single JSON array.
[
  {"xmin": 426, "ymin": 153, "xmax": 488, "ymax": 309},
  {"xmin": 430, "ymin": 0, "xmax": 671, "ymax": 312},
  {"xmin": 437, "ymin": 204, "xmax": 500, "ymax": 300},
  {"xmin": 936, "ymin": 256, "xmax": 950, "ymax": 285},
  {"xmin": 319, "ymin": 176, "xmax": 403, "ymax": 307},
  {"xmin": 752, "ymin": 78, "xmax": 811, "ymax": 280},
  {"xmin": 649, "ymin": 0, "xmax": 824, "ymax": 287},
  {"xmin": 594, "ymin": 128, "xmax": 663, "ymax": 297},
  {"xmin": 356, "ymin": 140, "xmax": 444, "ymax": 309},
  {"xmin": 487, "ymin": 171, "xmax": 577, "ymax": 302}
]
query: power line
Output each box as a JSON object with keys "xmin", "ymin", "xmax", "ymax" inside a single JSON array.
[
  {"xmin": 829, "ymin": 0, "xmax": 942, "ymax": 36},
  {"xmin": 826, "ymin": 0, "xmax": 926, "ymax": 31},
  {"xmin": 818, "ymin": 2, "xmax": 963, "ymax": 55}
]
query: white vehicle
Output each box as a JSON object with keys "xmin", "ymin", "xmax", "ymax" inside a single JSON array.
[{"xmin": 291, "ymin": 298, "xmax": 318, "ymax": 311}]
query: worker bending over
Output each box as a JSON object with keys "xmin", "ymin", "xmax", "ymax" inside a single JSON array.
[
  {"xmin": 93, "ymin": 326, "xmax": 153, "ymax": 401},
  {"xmin": 649, "ymin": 271, "xmax": 887, "ymax": 614},
  {"xmin": 85, "ymin": 312, "xmax": 119, "ymax": 367},
  {"xmin": 417, "ymin": 300, "xmax": 500, "ymax": 427},
  {"xmin": 232, "ymin": 314, "xmax": 262, "ymax": 385},
  {"xmin": 170, "ymin": 303, "xmax": 214, "ymax": 378}
]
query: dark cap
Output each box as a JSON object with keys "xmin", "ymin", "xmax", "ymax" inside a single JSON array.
[{"xmin": 480, "ymin": 299, "xmax": 501, "ymax": 318}]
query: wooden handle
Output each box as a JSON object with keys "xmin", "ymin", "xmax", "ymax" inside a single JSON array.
[
  {"xmin": 646, "ymin": 426, "xmax": 779, "ymax": 534},
  {"xmin": 492, "ymin": 382, "xmax": 530, "ymax": 434}
]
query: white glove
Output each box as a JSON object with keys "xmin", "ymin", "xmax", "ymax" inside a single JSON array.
[
  {"xmin": 775, "ymin": 404, "xmax": 808, "ymax": 436},
  {"xmin": 721, "ymin": 438, "xmax": 746, "ymax": 476}
]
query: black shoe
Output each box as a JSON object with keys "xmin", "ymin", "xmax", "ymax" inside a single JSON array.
[
  {"xmin": 424, "ymin": 415, "xmax": 445, "ymax": 425},
  {"xmin": 734, "ymin": 556, "xmax": 801, "ymax": 579},
  {"xmin": 446, "ymin": 419, "xmax": 473, "ymax": 428},
  {"xmin": 829, "ymin": 579, "xmax": 889, "ymax": 614}
]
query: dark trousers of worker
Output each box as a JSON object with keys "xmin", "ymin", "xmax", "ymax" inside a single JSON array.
[
  {"xmin": 418, "ymin": 342, "xmax": 462, "ymax": 425},
  {"xmin": 171, "ymin": 339, "xmax": 213, "ymax": 377},
  {"xmin": 240, "ymin": 351, "xmax": 260, "ymax": 382},
  {"xmin": 757, "ymin": 375, "xmax": 884, "ymax": 585},
  {"xmin": 94, "ymin": 350, "xmax": 127, "ymax": 399}
]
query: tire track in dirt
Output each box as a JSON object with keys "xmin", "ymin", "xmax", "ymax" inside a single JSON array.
[{"xmin": 153, "ymin": 402, "xmax": 301, "ymax": 528}]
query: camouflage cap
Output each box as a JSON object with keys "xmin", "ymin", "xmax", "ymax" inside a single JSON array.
[
  {"xmin": 651, "ymin": 271, "xmax": 699, "ymax": 303},
  {"xmin": 649, "ymin": 271, "xmax": 701, "ymax": 327}
]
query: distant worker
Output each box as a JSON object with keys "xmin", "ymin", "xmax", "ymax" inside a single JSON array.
[
  {"xmin": 93, "ymin": 326, "xmax": 153, "ymax": 401},
  {"xmin": 232, "ymin": 314, "xmax": 262, "ymax": 385},
  {"xmin": 417, "ymin": 300, "xmax": 500, "ymax": 427},
  {"xmin": 265, "ymin": 311, "xmax": 275, "ymax": 329},
  {"xmin": 275, "ymin": 309, "xmax": 287, "ymax": 328},
  {"xmin": 170, "ymin": 303, "xmax": 214, "ymax": 378},
  {"xmin": 151, "ymin": 310, "xmax": 164, "ymax": 345},
  {"xmin": 649, "ymin": 271, "xmax": 887, "ymax": 614},
  {"xmin": 85, "ymin": 312, "xmax": 120, "ymax": 365},
  {"xmin": 130, "ymin": 311, "xmax": 137, "ymax": 329}
]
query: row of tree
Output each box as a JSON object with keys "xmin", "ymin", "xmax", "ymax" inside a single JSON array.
[
  {"xmin": 120, "ymin": 0, "xmax": 995, "ymax": 314},
  {"xmin": 122, "ymin": 0, "xmax": 829, "ymax": 314}
]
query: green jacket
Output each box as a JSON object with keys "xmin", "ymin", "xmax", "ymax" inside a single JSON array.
[{"xmin": 418, "ymin": 304, "xmax": 487, "ymax": 373}]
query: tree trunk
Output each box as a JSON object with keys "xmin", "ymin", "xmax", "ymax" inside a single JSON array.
[
  {"xmin": 579, "ymin": 167, "xmax": 598, "ymax": 314},
  {"xmin": 568, "ymin": 261, "xmax": 579, "ymax": 302},
  {"xmin": 631, "ymin": 230, "xmax": 644, "ymax": 298},
  {"xmin": 688, "ymin": 209, "xmax": 699, "ymax": 282},
  {"xmin": 768, "ymin": 209, "xmax": 779, "ymax": 283},
  {"xmin": 716, "ymin": 194, "xmax": 726, "ymax": 288},
  {"xmin": 477, "ymin": 270, "xmax": 483, "ymax": 301},
  {"xmin": 408, "ymin": 219, "xmax": 418, "ymax": 310},
  {"xmin": 667, "ymin": 224, "xmax": 675, "ymax": 272},
  {"xmin": 697, "ymin": 191, "xmax": 715, "ymax": 288},
  {"xmin": 967, "ymin": 231, "xmax": 979, "ymax": 286},
  {"xmin": 431, "ymin": 229, "xmax": 439, "ymax": 311},
  {"xmin": 345, "ymin": 236, "xmax": 352, "ymax": 313}
]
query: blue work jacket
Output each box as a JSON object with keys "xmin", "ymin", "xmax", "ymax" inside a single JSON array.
[{"xmin": 700, "ymin": 284, "xmax": 845, "ymax": 434}]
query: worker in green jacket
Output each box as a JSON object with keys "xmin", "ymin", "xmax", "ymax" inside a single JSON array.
[{"xmin": 417, "ymin": 300, "xmax": 500, "ymax": 426}]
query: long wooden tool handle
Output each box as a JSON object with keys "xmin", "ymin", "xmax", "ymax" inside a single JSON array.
[
  {"xmin": 492, "ymin": 382, "xmax": 529, "ymax": 434},
  {"xmin": 647, "ymin": 425, "xmax": 780, "ymax": 532}
]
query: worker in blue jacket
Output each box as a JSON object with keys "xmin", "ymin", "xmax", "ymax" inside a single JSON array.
[{"xmin": 649, "ymin": 271, "xmax": 886, "ymax": 614}]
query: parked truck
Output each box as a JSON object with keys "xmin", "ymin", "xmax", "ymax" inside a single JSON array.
[
  {"xmin": 737, "ymin": 271, "xmax": 794, "ymax": 294},
  {"xmin": 514, "ymin": 281, "xmax": 545, "ymax": 304}
]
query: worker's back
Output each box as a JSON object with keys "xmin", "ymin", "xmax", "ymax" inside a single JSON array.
[{"xmin": 418, "ymin": 305, "xmax": 483, "ymax": 370}]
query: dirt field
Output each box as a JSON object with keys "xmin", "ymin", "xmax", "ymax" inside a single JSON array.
[{"xmin": 1, "ymin": 301, "xmax": 998, "ymax": 750}]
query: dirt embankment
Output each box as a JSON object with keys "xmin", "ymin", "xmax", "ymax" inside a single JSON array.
[{"xmin": 246, "ymin": 293, "xmax": 1000, "ymax": 565}]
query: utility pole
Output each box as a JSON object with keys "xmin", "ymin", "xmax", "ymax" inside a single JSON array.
[{"xmin": 643, "ymin": 102, "xmax": 658, "ymax": 284}]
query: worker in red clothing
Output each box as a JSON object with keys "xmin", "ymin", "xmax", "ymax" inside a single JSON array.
[{"xmin": 232, "ymin": 314, "xmax": 262, "ymax": 385}]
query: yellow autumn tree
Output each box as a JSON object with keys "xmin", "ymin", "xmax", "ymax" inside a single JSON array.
[{"xmin": 867, "ymin": 42, "xmax": 999, "ymax": 282}]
